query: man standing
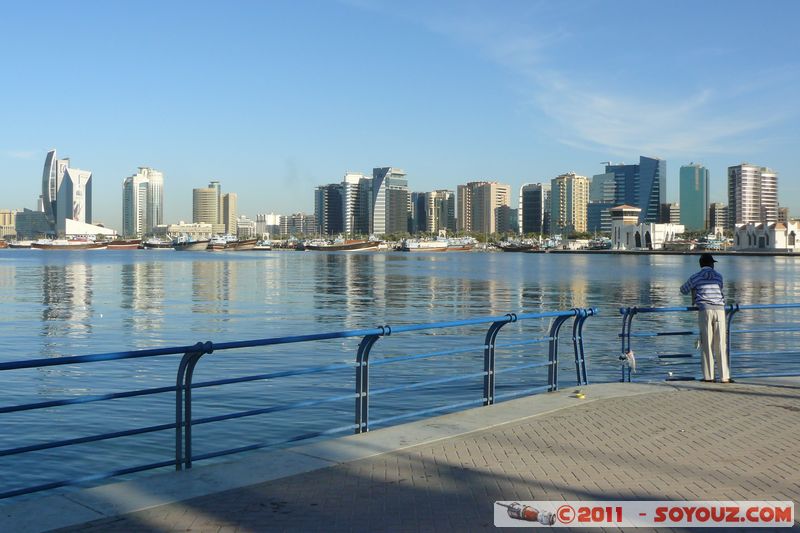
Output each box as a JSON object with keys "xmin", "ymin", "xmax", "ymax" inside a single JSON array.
[{"xmin": 680, "ymin": 253, "xmax": 732, "ymax": 383}]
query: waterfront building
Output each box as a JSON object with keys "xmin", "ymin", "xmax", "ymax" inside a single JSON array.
[
  {"xmin": 122, "ymin": 167, "xmax": 164, "ymax": 237},
  {"xmin": 427, "ymin": 190, "xmax": 456, "ymax": 234},
  {"xmin": 314, "ymin": 183, "xmax": 344, "ymax": 236},
  {"xmin": 341, "ymin": 172, "xmax": 371, "ymax": 235},
  {"xmin": 256, "ymin": 213, "xmax": 281, "ymax": 238},
  {"xmin": 371, "ymin": 167, "xmax": 409, "ymax": 236},
  {"xmin": 193, "ymin": 184, "xmax": 225, "ymax": 234},
  {"xmin": 457, "ymin": 181, "xmax": 511, "ymax": 235},
  {"xmin": 279, "ymin": 213, "xmax": 317, "ymax": 237},
  {"xmin": 660, "ymin": 203, "xmax": 681, "ymax": 225},
  {"xmin": 41, "ymin": 149, "xmax": 94, "ymax": 235},
  {"xmin": 236, "ymin": 215, "xmax": 256, "ymax": 239},
  {"xmin": 679, "ymin": 163, "xmax": 709, "ymax": 231},
  {"xmin": 708, "ymin": 203, "xmax": 728, "ymax": 233},
  {"xmin": 223, "ymin": 193, "xmax": 238, "ymax": 235},
  {"xmin": 519, "ymin": 183, "xmax": 551, "ymax": 236},
  {"xmin": 410, "ymin": 192, "xmax": 427, "ymax": 234},
  {"xmin": 734, "ymin": 222, "xmax": 798, "ymax": 252},
  {"xmin": 0, "ymin": 209, "xmax": 18, "ymax": 240},
  {"xmin": 727, "ymin": 163, "xmax": 778, "ymax": 228},
  {"xmin": 778, "ymin": 207, "xmax": 790, "ymax": 225},
  {"xmin": 152, "ymin": 221, "xmax": 213, "ymax": 240},
  {"xmin": 550, "ymin": 173, "xmax": 589, "ymax": 234},
  {"xmin": 604, "ymin": 156, "xmax": 666, "ymax": 223},
  {"xmin": 610, "ymin": 204, "xmax": 683, "ymax": 250},
  {"xmin": 587, "ymin": 172, "xmax": 615, "ymax": 235},
  {"xmin": 13, "ymin": 208, "xmax": 51, "ymax": 239}
]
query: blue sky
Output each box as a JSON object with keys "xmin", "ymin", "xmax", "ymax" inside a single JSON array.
[{"xmin": 2, "ymin": 0, "xmax": 798, "ymax": 227}]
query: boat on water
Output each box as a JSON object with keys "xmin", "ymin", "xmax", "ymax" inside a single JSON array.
[
  {"xmin": 444, "ymin": 236, "xmax": 477, "ymax": 251},
  {"xmin": 141, "ymin": 237, "xmax": 174, "ymax": 250},
  {"xmin": 173, "ymin": 239, "xmax": 210, "ymax": 251},
  {"xmin": 31, "ymin": 239, "xmax": 107, "ymax": 250},
  {"xmin": 0, "ymin": 240, "xmax": 8, "ymax": 249},
  {"xmin": 207, "ymin": 234, "xmax": 238, "ymax": 251},
  {"xmin": 586, "ymin": 237, "xmax": 612, "ymax": 250},
  {"xmin": 253, "ymin": 240, "xmax": 273, "ymax": 250},
  {"xmin": 399, "ymin": 238, "xmax": 449, "ymax": 252},
  {"xmin": 106, "ymin": 239, "xmax": 142, "ymax": 250},
  {"xmin": 8, "ymin": 240, "xmax": 34, "ymax": 249},
  {"xmin": 498, "ymin": 241, "xmax": 537, "ymax": 252},
  {"xmin": 228, "ymin": 238, "xmax": 258, "ymax": 251},
  {"xmin": 304, "ymin": 237, "xmax": 381, "ymax": 251}
]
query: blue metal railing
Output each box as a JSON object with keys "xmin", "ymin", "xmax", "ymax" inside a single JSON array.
[
  {"xmin": 618, "ymin": 303, "xmax": 800, "ymax": 381},
  {"xmin": 0, "ymin": 307, "xmax": 597, "ymax": 500}
]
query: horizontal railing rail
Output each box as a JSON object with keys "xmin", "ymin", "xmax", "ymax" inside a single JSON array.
[
  {"xmin": 618, "ymin": 303, "xmax": 800, "ymax": 381},
  {"xmin": 0, "ymin": 307, "xmax": 597, "ymax": 500}
]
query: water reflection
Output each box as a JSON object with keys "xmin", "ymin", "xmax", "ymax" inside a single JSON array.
[
  {"xmin": 120, "ymin": 262, "xmax": 165, "ymax": 333},
  {"xmin": 41, "ymin": 263, "xmax": 94, "ymax": 341},
  {"xmin": 192, "ymin": 260, "xmax": 236, "ymax": 316}
]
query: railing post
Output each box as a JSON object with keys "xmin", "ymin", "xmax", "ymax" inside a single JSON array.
[
  {"xmin": 547, "ymin": 312, "xmax": 574, "ymax": 391},
  {"xmin": 175, "ymin": 341, "xmax": 213, "ymax": 471},
  {"xmin": 725, "ymin": 303, "xmax": 739, "ymax": 364},
  {"xmin": 618, "ymin": 307, "xmax": 637, "ymax": 382},
  {"xmin": 483, "ymin": 314, "xmax": 516, "ymax": 406},
  {"xmin": 355, "ymin": 330, "xmax": 384, "ymax": 434},
  {"xmin": 572, "ymin": 308, "xmax": 596, "ymax": 386}
]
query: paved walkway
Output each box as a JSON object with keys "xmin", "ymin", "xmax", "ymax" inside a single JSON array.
[{"xmin": 5, "ymin": 378, "xmax": 800, "ymax": 532}]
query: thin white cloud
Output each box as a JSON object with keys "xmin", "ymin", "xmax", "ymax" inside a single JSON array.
[{"xmin": 353, "ymin": 3, "xmax": 798, "ymax": 159}]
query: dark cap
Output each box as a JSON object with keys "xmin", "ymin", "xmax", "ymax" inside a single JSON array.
[{"xmin": 699, "ymin": 253, "xmax": 717, "ymax": 267}]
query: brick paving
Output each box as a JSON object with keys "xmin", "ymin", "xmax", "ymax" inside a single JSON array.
[{"xmin": 56, "ymin": 382, "xmax": 800, "ymax": 532}]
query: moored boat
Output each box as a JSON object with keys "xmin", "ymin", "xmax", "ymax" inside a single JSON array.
[
  {"xmin": 399, "ymin": 238, "xmax": 448, "ymax": 252},
  {"xmin": 228, "ymin": 238, "xmax": 258, "ymax": 251},
  {"xmin": 141, "ymin": 237, "xmax": 174, "ymax": 250},
  {"xmin": 106, "ymin": 239, "xmax": 142, "ymax": 250},
  {"xmin": 305, "ymin": 238, "xmax": 380, "ymax": 251},
  {"xmin": 31, "ymin": 239, "xmax": 107, "ymax": 250},
  {"xmin": 173, "ymin": 239, "xmax": 210, "ymax": 251},
  {"xmin": 253, "ymin": 240, "xmax": 273, "ymax": 250},
  {"xmin": 8, "ymin": 240, "xmax": 34, "ymax": 248},
  {"xmin": 498, "ymin": 241, "xmax": 536, "ymax": 252},
  {"xmin": 445, "ymin": 237, "xmax": 477, "ymax": 251},
  {"xmin": 0, "ymin": 240, "xmax": 7, "ymax": 249}
]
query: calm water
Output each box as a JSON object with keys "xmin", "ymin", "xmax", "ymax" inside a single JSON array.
[{"xmin": 1, "ymin": 249, "xmax": 799, "ymax": 497}]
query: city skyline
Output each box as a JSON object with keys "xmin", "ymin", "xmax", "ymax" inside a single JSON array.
[{"xmin": 1, "ymin": 2, "xmax": 798, "ymax": 224}]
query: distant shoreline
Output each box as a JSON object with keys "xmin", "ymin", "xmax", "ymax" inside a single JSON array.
[{"xmin": 541, "ymin": 249, "xmax": 798, "ymax": 257}]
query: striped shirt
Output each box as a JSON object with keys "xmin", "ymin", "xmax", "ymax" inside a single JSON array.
[{"xmin": 680, "ymin": 267, "xmax": 725, "ymax": 309}]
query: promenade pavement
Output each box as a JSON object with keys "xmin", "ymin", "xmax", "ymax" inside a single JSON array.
[{"xmin": 3, "ymin": 377, "xmax": 799, "ymax": 532}]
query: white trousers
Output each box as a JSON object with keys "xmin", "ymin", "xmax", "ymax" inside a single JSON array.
[{"xmin": 698, "ymin": 308, "xmax": 729, "ymax": 381}]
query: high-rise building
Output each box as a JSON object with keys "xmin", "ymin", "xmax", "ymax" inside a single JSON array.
[
  {"xmin": 223, "ymin": 193, "xmax": 237, "ymax": 235},
  {"xmin": 727, "ymin": 163, "xmax": 779, "ymax": 228},
  {"xmin": 550, "ymin": 172, "xmax": 589, "ymax": 234},
  {"xmin": 236, "ymin": 215, "xmax": 255, "ymax": 239},
  {"xmin": 41, "ymin": 149, "xmax": 93, "ymax": 235},
  {"xmin": 314, "ymin": 183, "xmax": 344, "ymax": 235},
  {"xmin": 410, "ymin": 192, "xmax": 427, "ymax": 234},
  {"xmin": 0, "ymin": 209, "xmax": 17, "ymax": 239},
  {"xmin": 519, "ymin": 183, "xmax": 551, "ymax": 235},
  {"xmin": 193, "ymin": 183, "xmax": 225, "ymax": 234},
  {"xmin": 587, "ymin": 172, "xmax": 616, "ymax": 234},
  {"xmin": 341, "ymin": 172, "xmax": 371, "ymax": 235},
  {"xmin": 605, "ymin": 156, "xmax": 665, "ymax": 223},
  {"xmin": 256, "ymin": 213, "xmax": 281, "ymax": 238},
  {"xmin": 279, "ymin": 213, "xmax": 316, "ymax": 237},
  {"xmin": 457, "ymin": 181, "xmax": 511, "ymax": 235},
  {"xmin": 660, "ymin": 202, "xmax": 681, "ymax": 224},
  {"xmin": 371, "ymin": 167, "xmax": 409, "ymax": 235},
  {"xmin": 778, "ymin": 207, "xmax": 790, "ymax": 225},
  {"xmin": 708, "ymin": 203, "xmax": 728, "ymax": 231},
  {"xmin": 122, "ymin": 167, "xmax": 164, "ymax": 237},
  {"xmin": 679, "ymin": 163, "xmax": 709, "ymax": 231},
  {"xmin": 426, "ymin": 190, "xmax": 456, "ymax": 234}
]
